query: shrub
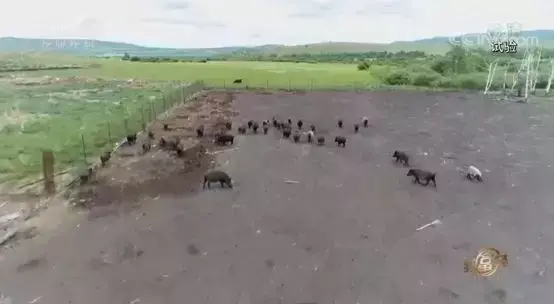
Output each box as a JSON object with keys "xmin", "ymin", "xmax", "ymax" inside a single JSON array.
[
  {"xmin": 369, "ymin": 65, "xmax": 394, "ymax": 80},
  {"xmin": 431, "ymin": 59, "xmax": 450, "ymax": 75},
  {"xmin": 431, "ymin": 77, "xmax": 456, "ymax": 88},
  {"xmin": 450, "ymin": 74, "xmax": 488, "ymax": 90},
  {"xmin": 384, "ymin": 70, "xmax": 411, "ymax": 86},
  {"xmin": 357, "ymin": 61, "xmax": 370, "ymax": 71},
  {"xmin": 411, "ymin": 72, "xmax": 442, "ymax": 87}
]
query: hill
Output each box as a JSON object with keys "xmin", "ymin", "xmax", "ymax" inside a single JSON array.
[
  {"xmin": 1, "ymin": 30, "xmax": 554, "ymax": 57},
  {"xmin": 257, "ymin": 30, "xmax": 554, "ymax": 55},
  {"xmin": 0, "ymin": 37, "xmax": 250, "ymax": 57}
]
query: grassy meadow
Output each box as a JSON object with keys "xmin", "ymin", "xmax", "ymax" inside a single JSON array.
[
  {"xmin": 23, "ymin": 59, "xmax": 381, "ymax": 90},
  {"xmin": 0, "ymin": 65, "xmax": 198, "ymax": 182}
]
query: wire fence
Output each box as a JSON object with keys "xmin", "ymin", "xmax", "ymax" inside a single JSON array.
[
  {"xmin": 73, "ymin": 81, "xmax": 205, "ymax": 169},
  {"xmin": 15, "ymin": 80, "xmax": 206, "ymax": 191},
  {"xmin": 201, "ymin": 78, "xmax": 454, "ymax": 92},
  {"xmin": 211, "ymin": 79, "xmax": 373, "ymax": 91}
]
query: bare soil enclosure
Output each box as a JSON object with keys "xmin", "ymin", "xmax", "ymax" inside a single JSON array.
[
  {"xmin": 69, "ymin": 91, "xmax": 238, "ymax": 217},
  {"xmin": 2, "ymin": 90, "xmax": 554, "ymax": 304}
]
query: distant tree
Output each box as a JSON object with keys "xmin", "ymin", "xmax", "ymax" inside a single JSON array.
[
  {"xmin": 357, "ymin": 61, "xmax": 370, "ymax": 71},
  {"xmin": 122, "ymin": 52, "xmax": 130, "ymax": 60},
  {"xmin": 130, "ymin": 56, "xmax": 140, "ymax": 62}
]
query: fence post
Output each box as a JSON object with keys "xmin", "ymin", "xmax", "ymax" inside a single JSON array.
[
  {"xmin": 181, "ymin": 87, "xmax": 187, "ymax": 103},
  {"xmin": 42, "ymin": 150, "xmax": 55, "ymax": 195},
  {"xmin": 288, "ymin": 79, "xmax": 291, "ymax": 90},
  {"xmin": 107, "ymin": 122, "xmax": 112, "ymax": 143},
  {"xmin": 141, "ymin": 104, "xmax": 146, "ymax": 130},
  {"xmin": 124, "ymin": 119, "xmax": 129, "ymax": 135},
  {"xmin": 81, "ymin": 134, "xmax": 87, "ymax": 165}
]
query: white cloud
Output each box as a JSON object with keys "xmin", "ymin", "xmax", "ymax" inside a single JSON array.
[{"xmin": 0, "ymin": 0, "xmax": 552, "ymax": 48}]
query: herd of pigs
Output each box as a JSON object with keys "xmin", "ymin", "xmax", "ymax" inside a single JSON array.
[{"xmin": 96, "ymin": 116, "xmax": 484, "ymax": 191}]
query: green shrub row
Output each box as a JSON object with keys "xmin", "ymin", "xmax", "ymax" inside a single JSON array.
[{"xmin": 373, "ymin": 67, "xmax": 550, "ymax": 90}]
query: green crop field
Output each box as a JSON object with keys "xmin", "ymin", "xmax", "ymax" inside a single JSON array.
[{"xmin": 22, "ymin": 59, "xmax": 382, "ymax": 90}]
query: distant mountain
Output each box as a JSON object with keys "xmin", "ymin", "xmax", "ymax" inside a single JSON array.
[
  {"xmin": 2, "ymin": 30, "xmax": 554, "ymax": 57},
  {"xmin": 0, "ymin": 37, "xmax": 250, "ymax": 57},
  {"xmin": 255, "ymin": 30, "xmax": 554, "ymax": 55}
]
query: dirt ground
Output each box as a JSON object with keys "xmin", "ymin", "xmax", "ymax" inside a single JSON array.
[
  {"xmin": 70, "ymin": 91, "xmax": 238, "ymax": 217},
  {"xmin": 2, "ymin": 90, "xmax": 554, "ymax": 304}
]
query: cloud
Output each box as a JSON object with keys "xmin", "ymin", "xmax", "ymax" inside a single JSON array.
[
  {"xmin": 142, "ymin": 18, "xmax": 225, "ymax": 28},
  {"xmin": 0, "ymin": 0, "xmax": 551, "ymax": 48},
  {"xmin": 162, "ymin": 0, "xmax": 191, "ymax": 10}
]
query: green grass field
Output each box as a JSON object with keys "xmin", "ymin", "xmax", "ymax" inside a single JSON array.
[
  {"xmin": 0, "ymin": 71, "xmax": 199, "ymax": 182},
  {"xmin": 22, "ymin": 59, "xmax": 381, "ymax": 90}
]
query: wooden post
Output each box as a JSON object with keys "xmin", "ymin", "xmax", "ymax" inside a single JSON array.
[
  {"xmin": 81, "ymin": 134, "xmax": 87, "ymax": 164},
  {"xmin": 42, "ymin": 150, "xmax": 55, "ymax": 195},
  {"xmin": 107, "ymin": 122, "xmax": 112, "ymax": 143},
  {"xmin": 141, "ymin": 105, "xmax": 146, "ymax": 130}
]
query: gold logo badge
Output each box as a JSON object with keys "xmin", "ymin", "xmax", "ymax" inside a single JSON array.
[{"xmin": 464, "ymin": 247, "xmax": 508, "ymax": 277}]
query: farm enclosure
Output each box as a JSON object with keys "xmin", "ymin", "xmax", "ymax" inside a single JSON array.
[
  {"xmin": 3, "ymin": 53, "xmax": 554, "ymax": 187},
  {"xmin": 3, "ymin": 89, "xmax": 554, "ymax": 303}
]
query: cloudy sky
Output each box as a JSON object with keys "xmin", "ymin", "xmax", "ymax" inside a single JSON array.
[{"xmin": 0, "ymin": 0, "xmax": 552, "ymax": 48}]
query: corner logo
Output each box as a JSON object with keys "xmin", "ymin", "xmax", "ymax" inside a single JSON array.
[
  {"xmin": 464, "ymin": 247, "xmax": 508, "ymax": 277},
  {"xmin": 449, "ymin": 23, "xmax": 540, "ymax": 52}
]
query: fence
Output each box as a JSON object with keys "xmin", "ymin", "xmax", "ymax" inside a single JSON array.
[
  {"xmin": 73, "ymin": 81, "xmax": 204, "ymax": 170},
  {"xmin": 201, "ymin": 78, "xmax": 451, "ymax": 92},
  {"xmin": 209, "ymin": 79, "xmax": 374, "ymax": 91},
  {"xmin": 17, "ymin": 81, "xmax": 205, "ymax": 193}
]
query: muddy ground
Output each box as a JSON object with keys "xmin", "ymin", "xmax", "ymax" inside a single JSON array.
[{"xmin": 1, "ymin": 90, "xmax": 554, "ymax": 304}]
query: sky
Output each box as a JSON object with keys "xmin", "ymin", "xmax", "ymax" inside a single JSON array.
[{"xmin": 0, "ymin": 0, "xmax": 553, "ymax": 48}]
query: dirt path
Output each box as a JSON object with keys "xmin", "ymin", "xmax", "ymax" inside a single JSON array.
[{"xmin": 1, "ymin": 91, "xmax": 554, "ymax": 304}]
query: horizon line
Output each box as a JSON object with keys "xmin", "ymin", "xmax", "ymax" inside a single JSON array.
[{"xmin": 1, "ymin": 28, "xmax": 552, "ymax": 50}]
